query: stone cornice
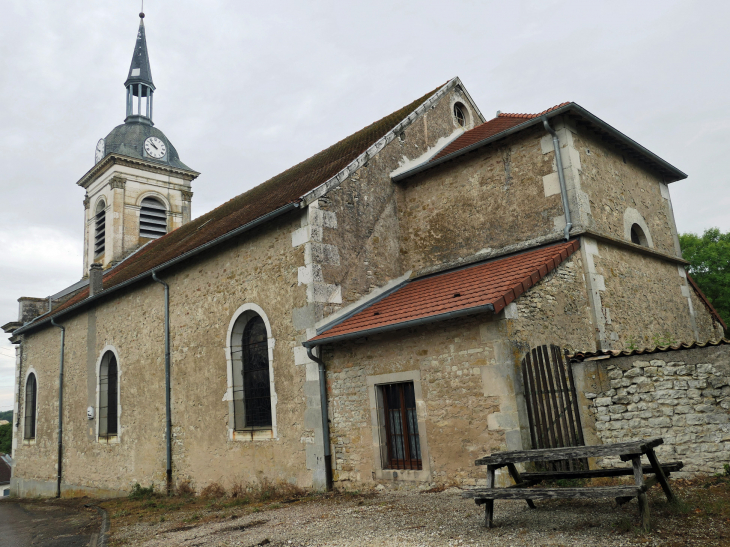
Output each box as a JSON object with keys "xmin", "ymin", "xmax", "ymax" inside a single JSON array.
[{"xmin": 76, "ymin": 154, "xmax": 200, "ymax": 189}]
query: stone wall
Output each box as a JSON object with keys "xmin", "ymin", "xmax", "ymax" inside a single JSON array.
[{"xmin": 575, "ymin": 343, "xmax": 730, "ymax": 476}]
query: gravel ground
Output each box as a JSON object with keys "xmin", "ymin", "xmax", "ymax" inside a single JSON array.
[{"xmin": 107, "ymin": 486, "xmax": 729, "ymax": 547}]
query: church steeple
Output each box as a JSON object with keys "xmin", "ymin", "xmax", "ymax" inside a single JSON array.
[{"xmin": 124, "ymin": 12, "xmax": 156, "ymax": 124}]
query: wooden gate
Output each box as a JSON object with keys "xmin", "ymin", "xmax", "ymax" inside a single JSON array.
[{"xmin": 521, "ymin": 344, "xmax": 588, "ymax": 471}]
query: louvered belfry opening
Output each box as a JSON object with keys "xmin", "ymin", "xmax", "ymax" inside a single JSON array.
[
  {"xmin": 99, "ymin": 352, "xmax": 118, "ymax": 439},
  {"xmin": 94, "ymin": 200, "xmax": 106, "ymax": 257},
  {"xmin": 236, "ymin": 315, "xmax": 272, "ymax": 429},
  {"xmin": 381, "ymin": 382, "xmax": 422, "ymax": 470},
  {"xmin": 24, "ymin": 373, "xmax": 37, "ymax": 440},
  {"xmin": 139, "ymin": 197, "xmax": 168, "ymax": 239}
]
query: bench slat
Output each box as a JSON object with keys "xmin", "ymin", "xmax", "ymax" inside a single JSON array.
[
  {"xmin": 475, "ymin": 438, "xmax": 663, "ymax": 466},
  {"xmin": 462, "ymin": 486, "xmax": 642, "ymax": 500},
  {"xmin": 520, "ymin": 461, "xmax": 683, "ymax": 481}
]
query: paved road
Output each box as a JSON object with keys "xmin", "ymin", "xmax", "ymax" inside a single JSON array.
[{"xmin": 0, "ymin": 499, "xmax": 101, "ymax": 546}]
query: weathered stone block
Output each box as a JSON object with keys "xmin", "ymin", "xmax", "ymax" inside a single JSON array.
[{"xmin": 624, "ymin": 368, "xmax": 643, "ymax": 378}]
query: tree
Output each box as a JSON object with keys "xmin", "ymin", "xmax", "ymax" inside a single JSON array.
[
  {"xmin": 0, "ymin": 423, "xmax": 11, "ymax": 454},
  {"xmin": 679, "ymin": 228, "xmax": 730, "ymax": 329}
]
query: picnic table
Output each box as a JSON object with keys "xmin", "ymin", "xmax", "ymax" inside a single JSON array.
[{"xmin": 463, "ymin": 438, "xmax": 681, "ymax": 531}]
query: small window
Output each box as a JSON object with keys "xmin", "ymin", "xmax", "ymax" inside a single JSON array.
[
  {"xmin": 235, "ymin": 315, "xmax": 272, "ymax": 430},
  {"xmin": 99, "ymin": 352, "xmax": 118, "ymax": 439},
  {"xmin": 630, "ymin": 223, "xmax": 648, "ymax": 246},
  {"xmin": 453, "ymin": 103, "xmax": 467, "ymax": 128},
  {"xmin": 94, "ymin": 200, "xmax": 106, "ymax": 257},
  {"xmin": 24, "ymin": 373, "xmax": 37, "ymax": 440},
  {"xmin": 379, "ymin": 382, "xmax": 422, "ymax": 470},
  {"xmin": 139, "ymin": 197, "xmax": 168, "ymax": 239}
]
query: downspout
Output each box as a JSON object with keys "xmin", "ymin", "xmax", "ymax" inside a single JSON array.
[
  {"xmin": 305, "ymin": 345, "xmax": 333, "ymax": 491},
  {"xmin": 152, "ymin": 272, "xmax": 172, "ymax": 494},
  {"xmin": 50, "ymin": 319, "xmax": 65, "ymax": 498},
  {"xmin": 542, "ymin": 117, "xmax": 573, "ymax": 240}
]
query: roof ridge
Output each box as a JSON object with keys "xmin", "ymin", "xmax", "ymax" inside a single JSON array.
[{"xmin": 497, "ymin": 102, "xmax": 571, "ymax": 119}]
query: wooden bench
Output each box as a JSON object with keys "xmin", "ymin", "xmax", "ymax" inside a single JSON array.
[{"xmin": 464, "ymin": 438, "xmax": 679, "ymax": 531}]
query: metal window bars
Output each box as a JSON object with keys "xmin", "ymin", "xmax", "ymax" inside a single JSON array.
[
  {"xmin": 235, "ymin": 316, "xmax": 272, "ymax": 430},
  {"xmin": 381, "ymin": 382, "xmax": 422, "ymax": 470}
]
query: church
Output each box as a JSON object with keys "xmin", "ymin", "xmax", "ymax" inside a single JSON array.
[{"xmin": 3, "ymin": 13, "xmax": 725, "ymax": 497}]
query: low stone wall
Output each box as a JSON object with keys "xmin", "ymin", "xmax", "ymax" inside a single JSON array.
[{"xmin": 575, "ymin": 343, "xmax": 730, "ymax": 477}]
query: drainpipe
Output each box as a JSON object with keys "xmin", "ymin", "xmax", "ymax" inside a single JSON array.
[
  {"xmin": 50, "ymin": 319, "xmax": 65, "ymax": 498},
  {"xmin": 152, "ymin": 272, "xmax": 172, "ymax": 494},
  {"xmin": 305, "ymin": 345, "xmax": 333, "ymax": 491},
  {"xmin": 542, "ymin": 117, "xmax": 573, "ymax": 240}
]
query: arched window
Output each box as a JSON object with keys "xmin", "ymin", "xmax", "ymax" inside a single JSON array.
[
  {"xmin": 94, "ymin": 199, "xmax": 106, "ymax": 257},
  {"xmin": 99, "ymin": 351, "xmax": 119, "ymax": 439},
  {"xmin": 630, "ymin": 223, "xmax": 648, "ymax": 247},
  {"xmin": 453, "ymin": 102, "xmax": 467, "ymax": 127},
  {"xmin": 230, "ymin": 313, "xmax": 273, "ymax": 431},
  {"xmin": 139, "ymin": 197, "xmax": 168, "ymax": 239},
  {"xmin": 24, "ymin": 373, "xmax": 37, "ymax": 440}
]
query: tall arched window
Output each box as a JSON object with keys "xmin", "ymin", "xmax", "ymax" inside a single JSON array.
[
  {"xmin": 232, "ymin": 314, "xmax": 272, "ymax": 430},
  {"xmin": 24, "ymin": 373, "xmax": 37, "ymax": 440},
  {"xmin": 139, "ymin": 196, "xmax": 168, "ymax": 239},
  {"xmin": 94, "ymin": 199, "xmax": 106, "ymax": 257},
  {"xmin": 99, "ymin": 351, "xmax": 119, "ymax": 439}
]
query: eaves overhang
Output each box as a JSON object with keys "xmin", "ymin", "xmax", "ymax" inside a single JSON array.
[
  {"xmin": 13, "ymin": 202, "xmax": 299, "ymax": 336},
  {"xmin": 76, "ymin": 153, "xmax": 200, "ymax": 189},
  {"xmin": 392, "ymin": 103, "xmax": 688, "ymax": 184}
]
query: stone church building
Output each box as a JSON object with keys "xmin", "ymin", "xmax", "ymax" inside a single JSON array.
[{"xmin": 4, "ymin": 14, "xmax": 725, "ymax": 497}]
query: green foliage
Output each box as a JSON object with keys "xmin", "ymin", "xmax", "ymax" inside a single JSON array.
[
  {"xmin": 0, "ymin": 422, "xmax": 11, "ymax": 454},
  {"xmin": 0, "ymin": 410, "xmax": 13, "ymax": 422},
  {"xmin": 679, "ymin": 228, "xmax": 730, "ymax": 329},
  {"xmin": 725, "ymin": 463, "xmax": 730, "ymax": 477},
  {"xmin": 129, "ymin": 483, "xmax": 155, "ymax": 500},
  {"xmin": 652, "ymin": 332, "xmax": 678, "ymax": 347}
]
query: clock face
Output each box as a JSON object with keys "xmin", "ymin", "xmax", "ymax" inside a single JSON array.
[
  {"xmin": 95, "ymin": 138, "xmax": 105, "ymax": 164},
  {"xmin": 144, "ymin": 136, "xmax": 167, "ymax": 159}
]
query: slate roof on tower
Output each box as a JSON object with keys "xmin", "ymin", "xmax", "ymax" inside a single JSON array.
[
  {"xmin": 17, "ymin": 81, "xmax": 452, "ymax": 332},
  {"xmin": 124, "ymin": 16, "xmax": 155, "ymax": 90}
]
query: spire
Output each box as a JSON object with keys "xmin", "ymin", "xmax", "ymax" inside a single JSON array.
[
  {"xmin": 124, "ymin": 11, "xmax": 155, "ymax": 124},
  {"xmin": 124, "ymin": 13, "xmax": 155, "ymax": 90}
]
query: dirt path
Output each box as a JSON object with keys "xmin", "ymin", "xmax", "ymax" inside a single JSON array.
[{"xmin": 0, "ymin": 498, "xmax": 102, "ymax": 546}]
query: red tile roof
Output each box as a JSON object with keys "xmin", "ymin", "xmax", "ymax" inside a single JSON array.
[
  {"xmin": 308, "ymin": 240, "xmax": 580, "ymax": 345},
  {"xmin": 43, "ymin": 85, "xmax": 445, "ymax": 321},
  {"xmin": 430, "ymin": 103, "xmax": 570, "ymax": 162}
]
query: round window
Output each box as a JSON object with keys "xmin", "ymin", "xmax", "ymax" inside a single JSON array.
[{"xmin": 454, "ymin": 103, "xmax": 467, "ymax": 127}]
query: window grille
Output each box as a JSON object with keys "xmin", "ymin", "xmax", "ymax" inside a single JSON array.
[
  {"xmin": 24, "ymin": 373, "xmax": 37, "ymax": 440},
  {"xmin": 99, "ymin": 352, "xmax": 118, "ymax": 439},
  {"xmin": 94, "ymin": 200, "xmax": 106, "ymax": 257},
  {"xmin": 234, "ymin": 315, "xmax": 272, "ymax": 430},
  {"xmin": 139, "ymin": 197, "xmax": 168, "ymax": 239},
  {"xmin": 380, "ymin": 382, "xmax": 422, "ymax": 470}
]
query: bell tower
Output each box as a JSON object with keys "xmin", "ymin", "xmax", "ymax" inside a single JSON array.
[{"xmin": 78, "ymin": 11, "xmax": 199, "ymax": 275}]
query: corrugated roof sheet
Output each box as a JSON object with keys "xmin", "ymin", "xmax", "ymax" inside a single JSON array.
[
  {"xmin": 309, "ymin": 240, "xmax": 580, "ymax": 344},
  {"xmin": 45, "ymin": 85, "xmax": 444, "ymax": 320},
  {"xmin": 570, "ymin": 338, "xmax": 730, "ymax": 362},
  {"xmin": 430, "ymin": 103, "xmax": 570, "ymax": 162}
]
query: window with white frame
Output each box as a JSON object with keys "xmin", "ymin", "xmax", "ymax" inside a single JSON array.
[
  {"xmin": 98, "ymin": 351, "xmax": 119, "ymax": 440},
  {"xmin": 24, "ymin": 373, "xmax": 37, "ymax": 440},
  {"xmin": 231, "ymin": 312, "xmax": 272, "ymax": 430}
]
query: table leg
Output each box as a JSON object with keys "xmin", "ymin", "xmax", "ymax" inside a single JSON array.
[
  {"xmin": 645, "ymin": 447, "xmax": 676, "ymax": 503},
  {"xmin": 506, "ymin": 463, "xmax": 536, "ymax": 509},
  {"xmin": 631, "ymin": 455, "xmax": 650, "ymax": 532},
  {"xmin": 485, "ymin": 465, "xmax": 495, "ymax": 528}
]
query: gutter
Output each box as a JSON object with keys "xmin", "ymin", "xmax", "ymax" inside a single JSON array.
[
  {"xmin": 305, "ymin": 347, "xmax": 333, "ymax": 491},
  {"xmin": 542, "ymin": 117, "xmax": 572, "ymax": 240},
  {"xmin": 50, "ymin": 319, "xmax": 65, "ymax": 498},
  {"xmin": 391, "ymin": 103, "xmax": 687, "ymax": 184},
  {"xmin": 303, "ymin": 303, "xmax": 495, "ymax": 348},
  {"xmin": 14, "ymin": 202, "xmax": 299, "ymax": 336},
  {"xmin": 151, "ymin": 272, "xmax": 173, "ymax": 494}
]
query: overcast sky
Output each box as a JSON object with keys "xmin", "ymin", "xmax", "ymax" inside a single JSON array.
[{"xmin": 1, "ymin": 0, "xmax": 728, "ymax": 413}]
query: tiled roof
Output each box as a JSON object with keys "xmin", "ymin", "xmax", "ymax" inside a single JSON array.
[
  {"xmin": 430, "ymin": 103, "xmax": 570, "ymax": 162},
  {"xmin": 687, "ymin": 275, "xmax": 727, "ymax": 330},
  {"xmin": 308, "ymin": 240, "xmax": 580, "ymax": 345},
  {"xmin": 570, "ymin": 338, "xmax": 730, "ymax": 362},
  {"xmin": 45, "ymin": 85, "xmax": 444, "ymax": 320}
]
